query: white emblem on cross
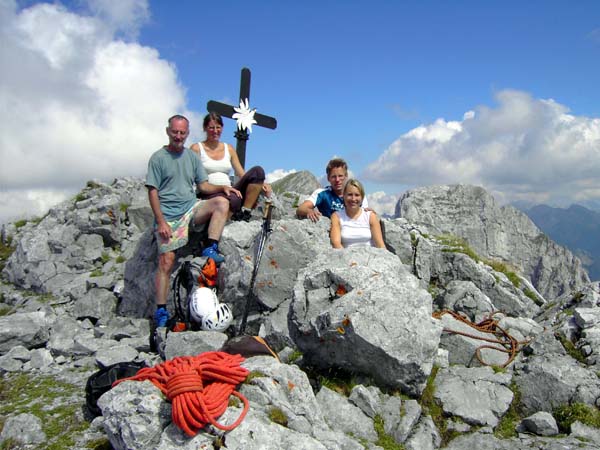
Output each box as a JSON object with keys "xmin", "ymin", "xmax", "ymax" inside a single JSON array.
[{"xmin": 232, "ymin": 98, "xmax": 258, "ymax": 133}]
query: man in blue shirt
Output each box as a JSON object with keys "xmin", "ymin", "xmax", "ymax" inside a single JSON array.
[
  {"xmin": 146, "ymin": 115, "xmax": 241, "ymax": 327},
  {"xmin": 296, "ymin": 158, "xmax": 368, "ymax": 222}
]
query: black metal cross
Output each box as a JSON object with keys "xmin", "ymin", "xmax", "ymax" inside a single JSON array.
[{"xmin": 206, "ymin": 67, "xmax": 277, "ymax": 168}]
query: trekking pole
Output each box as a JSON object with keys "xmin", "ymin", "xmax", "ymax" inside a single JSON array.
[{"xmin": 238, "ymin": 199, "xmax": 273, "ymax": 335}]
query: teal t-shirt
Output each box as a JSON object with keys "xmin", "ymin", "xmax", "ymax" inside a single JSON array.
[{"xmin": 145, "ymin": 147, "xmax": 208, "ymax": 221}]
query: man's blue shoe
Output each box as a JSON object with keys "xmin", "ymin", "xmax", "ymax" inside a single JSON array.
[
  {"xmin": 154, "ymin": 307, "xmax": 169, "ymax": 328},
  {"xmin": 201, "ymin": 243, "xmax": 225, "ymax": 264}
]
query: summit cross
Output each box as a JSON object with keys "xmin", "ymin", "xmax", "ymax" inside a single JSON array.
[{"xmin": 206, "ymin": 67, "xmax": 277, "ymax": 168}]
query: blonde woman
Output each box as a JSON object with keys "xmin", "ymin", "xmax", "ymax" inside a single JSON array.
[{"xmin": 330, "ymin": 179, "xmax": 385, "ymax": 248}]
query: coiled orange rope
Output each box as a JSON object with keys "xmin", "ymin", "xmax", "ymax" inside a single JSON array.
[{"xmin": 113, "ymin": 351, "xmax": 250, "ymax": 437}]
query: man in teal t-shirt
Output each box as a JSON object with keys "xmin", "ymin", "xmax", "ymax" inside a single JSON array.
[{"xmin": 146, "ymin": 115, "xmax": 241, "ymax": 327}]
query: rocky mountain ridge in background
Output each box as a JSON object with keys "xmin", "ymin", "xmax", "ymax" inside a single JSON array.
[
  {"xmin": 521, "ymin": 203, "xmax": 600, "ymax": 282},
  {"xmin": 1, "ymin": 174, "xmax": 600, "ymax": 450}
]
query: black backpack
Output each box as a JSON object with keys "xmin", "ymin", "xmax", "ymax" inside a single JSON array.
[{"xmin": 85, "ymin": 361, "xmax": 148, "ymax": 417}]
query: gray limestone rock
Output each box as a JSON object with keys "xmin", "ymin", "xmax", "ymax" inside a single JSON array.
[
  {"xmin": 316, "ymin": 386, "xmax": 378, "ymax": 442},
  {"xmin": 119, "ymin": 229, "xmax": 158, "ymax": 318},
  {"xmin": 220, "ymin": 408, "xmax": 329, "ymax": 450},
  {"xmin": 519, "ymin": 411, "xmax": 559, "ymax": 436},
  {"xmin": 29, "ymin": 348, "xmax": 54, "ymax": 369},
  {"xmin": 398, "ymin": 184, "xmax": 590, "ymax": 299},
  {"xmin": 514, "ymin": 353, "xmax": 600, "ymax": 414},
  {"xmin": 435, "ymin": 280, "xmax": 494, "ymax": 320},
  {"xmin": 0, "ymin": 310, "xmax": 51, "ymax": 354},
  {"xmin": 574, "ymin": 307, "xmax": 600, "ymax": 329},
  {"xmin": 348, "ymin": 385, "xmax": 382, "ymax": 419},
  {"xmin": 241, "ymin": 356, "xmax": 327, "ymax": 436},
  {"xmin": 570, "ymin": 420, "xmax": 600, "ymax": 445},
  {"xmin": 221, "ymin": 218, "xmax": 332, "ymax": 316},
  {"xmin": 98, "ymin": 380, "xmax": 171, "ymax": 450},
  {"xmin": 437, "ymin": 313, "xmax": 515, "ymax": 367},
  {"xmin": 272, "ymin": 170, "xmax": 321, "ymax": 197},
  {"xmin": 162, "ymin": 330, "xmax": 228, "ymax": 360},
  {"xmin": 432, "ymin": 252, "xmax": 539, "ymax": 318},
  {"xmin": 434, "ymin": 366, "xmax": 513, "ymax": 427},
  {"xmin": 289, "ymin": 246, "xmax": 442, "ymax": 395},
  {"xmin": 47, "ymin": 316, "xmax": 94, "ymax": 357},
  {"xmin": 73, "ymin": 287, "xmax": 118, "ymax": 323},
  {"xmin": 0, "ymin": 413, "xmax": 46, "ymax": 445},
  {"xmin": 385, "ymin": 398, "xmax": 421, "ymax": 443},
  {"xmin": 4, "ymin": 176, "xmax": 600, "ymax": 449},
  {"xmin": 95, "ymin": 344, "xmax": 139, "ymax": 368},
  {"xmin": 404, "ymin": 415, "xmax": 441, "ymax": 450}
]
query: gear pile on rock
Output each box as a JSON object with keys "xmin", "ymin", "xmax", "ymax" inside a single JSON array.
[{"xmin": 1, "ymin": 174, "xmax": 600, "ymax": 450}]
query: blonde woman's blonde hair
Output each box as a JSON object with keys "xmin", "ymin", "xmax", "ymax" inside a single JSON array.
[{"xmin": 343, "ymin": 179, "xmax": 365, "ymax": 199}]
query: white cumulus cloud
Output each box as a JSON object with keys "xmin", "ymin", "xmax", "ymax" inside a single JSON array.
[
  {"xmin": 0, "ymin": 0, "xmax": 199, "ymax": 224},
  {"xmin": 363, "ymin": 89, "xmax": 600, "ymax": 206},
  {"xmin": 266, "ymin": 169, "xmax": 297, "ymax": 184},
  {"xmin": 366, "ymin": 191, "xmax": 399, "ymax": 217}
]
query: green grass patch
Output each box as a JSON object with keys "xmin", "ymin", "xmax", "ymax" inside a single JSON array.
[
  {"xmin": 0, "ymin": 437, "xmax": 19, "ymax": 449},
  {"xmin": 420, "ymin": 366, "xmax": 444, "ymax": 431},
  {"xmin": 85, "ymin": 438, "xmax": 112, "ymax": 450},
  {"xmin": 14, "ymin": 289, "xmax": 56, "ymax": 304},
  {"xmin": 436, "ymin": 235, "xmax": 480, "ymax": 262},
  {"xmin": 373, "ymin": 414, "xmax": 405, "ymax": 449},
  {"xmin": 291, "ymin": 195, "xmax": 300, "ymax": 209},
  {"xmin": 13, "ymin": 219, "xmax": 27, "ymax": 229},
  {"xmin": 484, "ymin": 259, "xmax": 521, "ymax": 288},
  {"xmin": 0, "ymin": 373, "xmax": 89, "ymax": 450},
  {"xmin": 90, "ymin": 269, "xmax": 103, "ymax": 278},
  {"xmin": 410, "ymin": 232, "xmax": 418, "ymax": 248},
  {"xmin": 119, "ymin": 203, "xmax": 130, "ymax": 213},
  {"xmin": 523, "ymin": 288, "xmax": 542, "ymax": 306},
  {"xmin": 494, "ymin": 381, "xmax": 523, "ymax": 438},
  {"xmin": 244, "ymin": 370, "xmax": 267, "ymax": 383},
  {"xmin": 287, "ymin": 349, "xmax": 303, "ymax": 364},
  {"xmin": 115, "ymin": 255, "xmax": 126, "ymax": 264},
  {"xmin": 434, "ymin": 234, "xmax": 523, "ymax": 288},
  {"xmin": 0, "ymin": 237, "xmax": 15, "ymax": 272},
  {"xmin": 555, "ymin": 333, "xmax": 587, "ymax": 364},
  {"xmin": 418, "ymin": 366, "xmax": 461, "ymax": 446},
  {"xmin": 100, "ymin": 252, "xmax": 111, "ymax": 264},
  {"xmin": 317, "ymin": 367, "xmax": 357, "ymax": 397},
  {"xmin": 554, "ymin": 402, "xmax": 600, "ymax": 433},
  {"xmin": 74, "ymin": 192, "xmax": 87, "ymax": 202},
  {"xmin": 0, "ymin": 304, "xmax": 13, "ymax": 317},
  {"xmin": 268, "ymin": 407, "xmax": 288, "ymax": 427},
  {"xmin": 30, "ymin": 215, "xmax": 46, "ymax": 225}
]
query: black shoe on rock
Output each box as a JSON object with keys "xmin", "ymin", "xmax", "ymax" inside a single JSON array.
[{"xmin": 232, "ymin": 209, "xmax": 252, "ymax": 222}]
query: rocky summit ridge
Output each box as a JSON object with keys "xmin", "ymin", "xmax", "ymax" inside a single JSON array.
[{"xmin": 1, "ymin": 174, "xmax": 600, "ymax": 450}]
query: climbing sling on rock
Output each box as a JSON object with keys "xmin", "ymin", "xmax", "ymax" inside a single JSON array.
[
  {"xmin": 432, "ymin": 309, "xmax": 531, "ymax": 367},
  {"xmin": 113, "ymin": 351, "xmax": 250, "ymax": 437}
]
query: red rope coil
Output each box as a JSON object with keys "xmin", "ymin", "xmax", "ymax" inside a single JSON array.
[{"xmin": 113, "ymin": 351, "xmax": 250, "ymax": 437}]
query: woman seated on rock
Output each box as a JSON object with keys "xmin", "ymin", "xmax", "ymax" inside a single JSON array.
[
  {"xmin": 190, "ymin": 112, "xmax": 271, "ymax": 222},
  {"xmin": 330, "ymin": 179, "xmax": 385, "ymax": 249}
]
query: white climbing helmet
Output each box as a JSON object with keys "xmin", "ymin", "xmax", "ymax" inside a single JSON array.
[
  {"xmin": 189, "ymin": 287, "xmax": 218, "ymax": 323},
  {"xmin": 201, "ymin": 303, "xmax": 233, "ymax": 332}
]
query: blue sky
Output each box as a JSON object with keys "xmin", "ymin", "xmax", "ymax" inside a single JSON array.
[{"xmin": 1, "ymin": 0, "xmax": 599, "ymax": 223}]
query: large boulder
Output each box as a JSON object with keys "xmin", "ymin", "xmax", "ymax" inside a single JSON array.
[{"xmin": 289, "ymin": 246, "xmax": 442, "ymax": 395}]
